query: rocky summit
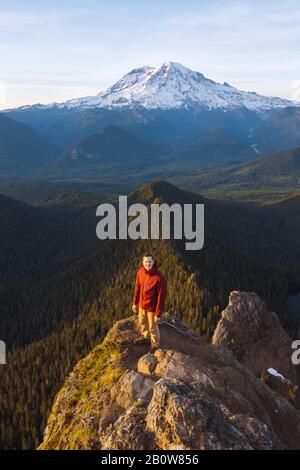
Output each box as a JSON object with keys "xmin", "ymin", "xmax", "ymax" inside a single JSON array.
[
  {"xmin": 39, "ymin": 291, "xmax": 300, "ymax": 450},
  {"xmin": 212, "ymin": 291, "xmax": 300, "ymax": 386}
]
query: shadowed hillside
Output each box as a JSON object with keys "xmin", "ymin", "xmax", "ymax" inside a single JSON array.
[{"xmin": 0, "ymin": 114, "xmax": 57, "ymax": 174}]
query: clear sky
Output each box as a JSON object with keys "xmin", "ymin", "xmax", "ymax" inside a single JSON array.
[{"xmin": 1, "ymin": 0, "xmax": 299, "ymax": 109}]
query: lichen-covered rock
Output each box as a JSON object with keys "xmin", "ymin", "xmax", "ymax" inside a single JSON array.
[
  {"xmin": 137, "ymin": 354, "xmax": 157, "ymax": 376},
  {"xmin": 110, "ymin": 370, "xmax": 155, "ymax": 409},
  {"xmin": 146, "ymin": 378, "xmax": 254, "ymax": 450},
  {"xmin": 151, "ymin": 349, "xmax": 215, "ymax": 388},
  {"xmin": 99, "ymin": 404, "xmax": 155, "ymax": 450},
  {"xmin": 39, "ymin": 293, "xmax": 300, "ymax": 450}
]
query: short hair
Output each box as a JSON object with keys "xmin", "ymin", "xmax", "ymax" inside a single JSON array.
[{"xmin": 143, "ymin": 253, "xmax": 154, "ymax": 260}]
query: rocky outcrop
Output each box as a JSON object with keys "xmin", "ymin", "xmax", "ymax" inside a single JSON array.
[
  {"xmin": 261, "ymin": 369, "xmax": 300, "ymax": 409},
  {"xmin": 39, "ymin": 292, "xmax": 300, "ymax": 450},
  {"xmin": 212, "ymin": 291, "xmax": 300, "ymax": 386}
]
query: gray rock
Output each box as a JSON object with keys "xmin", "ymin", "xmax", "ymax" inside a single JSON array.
[{"xmin": 111, "ymin": 370, "xmax": 155, "ymax": 409}]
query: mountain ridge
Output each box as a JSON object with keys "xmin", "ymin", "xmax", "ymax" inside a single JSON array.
[
  {"xmin": 184, "ymin": 146, "xmax": 300, "ymax": 201},
  {"xmin": 1, "ymin": 178, "xmax": 300, "ymax": 449},
  {"xmin": 38, "ymin": 292, "xmax": 300, "ymax": 450}
]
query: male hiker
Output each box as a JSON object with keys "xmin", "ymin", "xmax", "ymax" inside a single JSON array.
[{"xmin": 132, "ymin": 254, "xmax": 167, "ymax": 353}]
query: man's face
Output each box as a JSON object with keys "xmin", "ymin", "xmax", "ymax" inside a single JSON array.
[{"xmin": 143, "ymin": 256, "xmax": 154, "ymax": 271}]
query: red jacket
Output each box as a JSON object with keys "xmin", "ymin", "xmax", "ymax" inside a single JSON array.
[{"xmin": 133, "ymin": 260, "xmax": 167, "ymax": 318}]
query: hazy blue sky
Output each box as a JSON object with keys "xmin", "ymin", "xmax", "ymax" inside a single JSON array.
[{"xmin": 1, "ymin": 0, "xmax": 299, "ymax": 109}]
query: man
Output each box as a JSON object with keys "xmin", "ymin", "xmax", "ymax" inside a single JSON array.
[{"xmin": 132, "ymin": 254, "xmax": 167, "ymax": 353}]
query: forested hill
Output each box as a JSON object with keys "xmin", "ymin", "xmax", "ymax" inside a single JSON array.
[
  {"xmin": 0, "ymin": 113, "xmax": 56, "ymax": 174},
  {"xmin": 182, "ymin": 146, "xmax": 300, "ymax": 202},
  {"xmin": 0, "ymin": 179, "xmax": 299, "ymax": 449},
  {"xmin": 0, "ymin": 192, "xmax": 98, "ymax": 295}
]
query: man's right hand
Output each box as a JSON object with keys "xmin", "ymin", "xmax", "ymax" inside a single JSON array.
[{"xmin": 132, "ymin": 304, "xmax": 138, "ymax": 314}]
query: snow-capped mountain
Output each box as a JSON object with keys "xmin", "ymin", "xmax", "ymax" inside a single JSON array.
[
  {"xmin": 6, "ymin": 62, "xmax": 300, "ymax": 155},
  {"xmin": 42, "ymin": 62, "xmax": 297, "ymax": 112}
]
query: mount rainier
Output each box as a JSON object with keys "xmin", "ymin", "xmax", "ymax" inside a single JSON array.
[
  {"xmin": 4, "ymin": 62, "xmax": 300, "ymax": 160},
  {"xmin": 17, "ymin": 62, "xmax": 298, "ymax": 113}
]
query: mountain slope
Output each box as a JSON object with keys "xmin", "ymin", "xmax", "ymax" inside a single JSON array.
[
  {"xmin": 4, "ymin": 98, "xmax": 261, "ymax": 152},
  {"xmin": 176, "ymin": 126, "xmax": 256, "ymax": 164},
  {"xmin": 1, "ymin": 179, "xmax": 299, "ymax": 350},
  {"xmin": 251, "ymin": 107, "xmax": 300, "ymax": 154},
  {"xmin": 39, "ymin": 296, "xmax": 300, "ymax": 450},
  {"xmin": 0, "ymin": 114, "xmax": 56, "ymax": 174},
  {"xmin": 182, "ymin": 146, "xmax": 300, "ymax": 201},
  {"xmin": 51, "ymin": 125, "xmax": 163, "ymax": 171},
  {"xmin": 0, "ymin": 192, "xmax": 98, "ymax": 295},
  {"xmin": 1, "ymin": 179, "xmax": 300, "ymax": 449},
  {"xmin": 0, "ymin": 179, "xmax": 132, "ymax": 206}
]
